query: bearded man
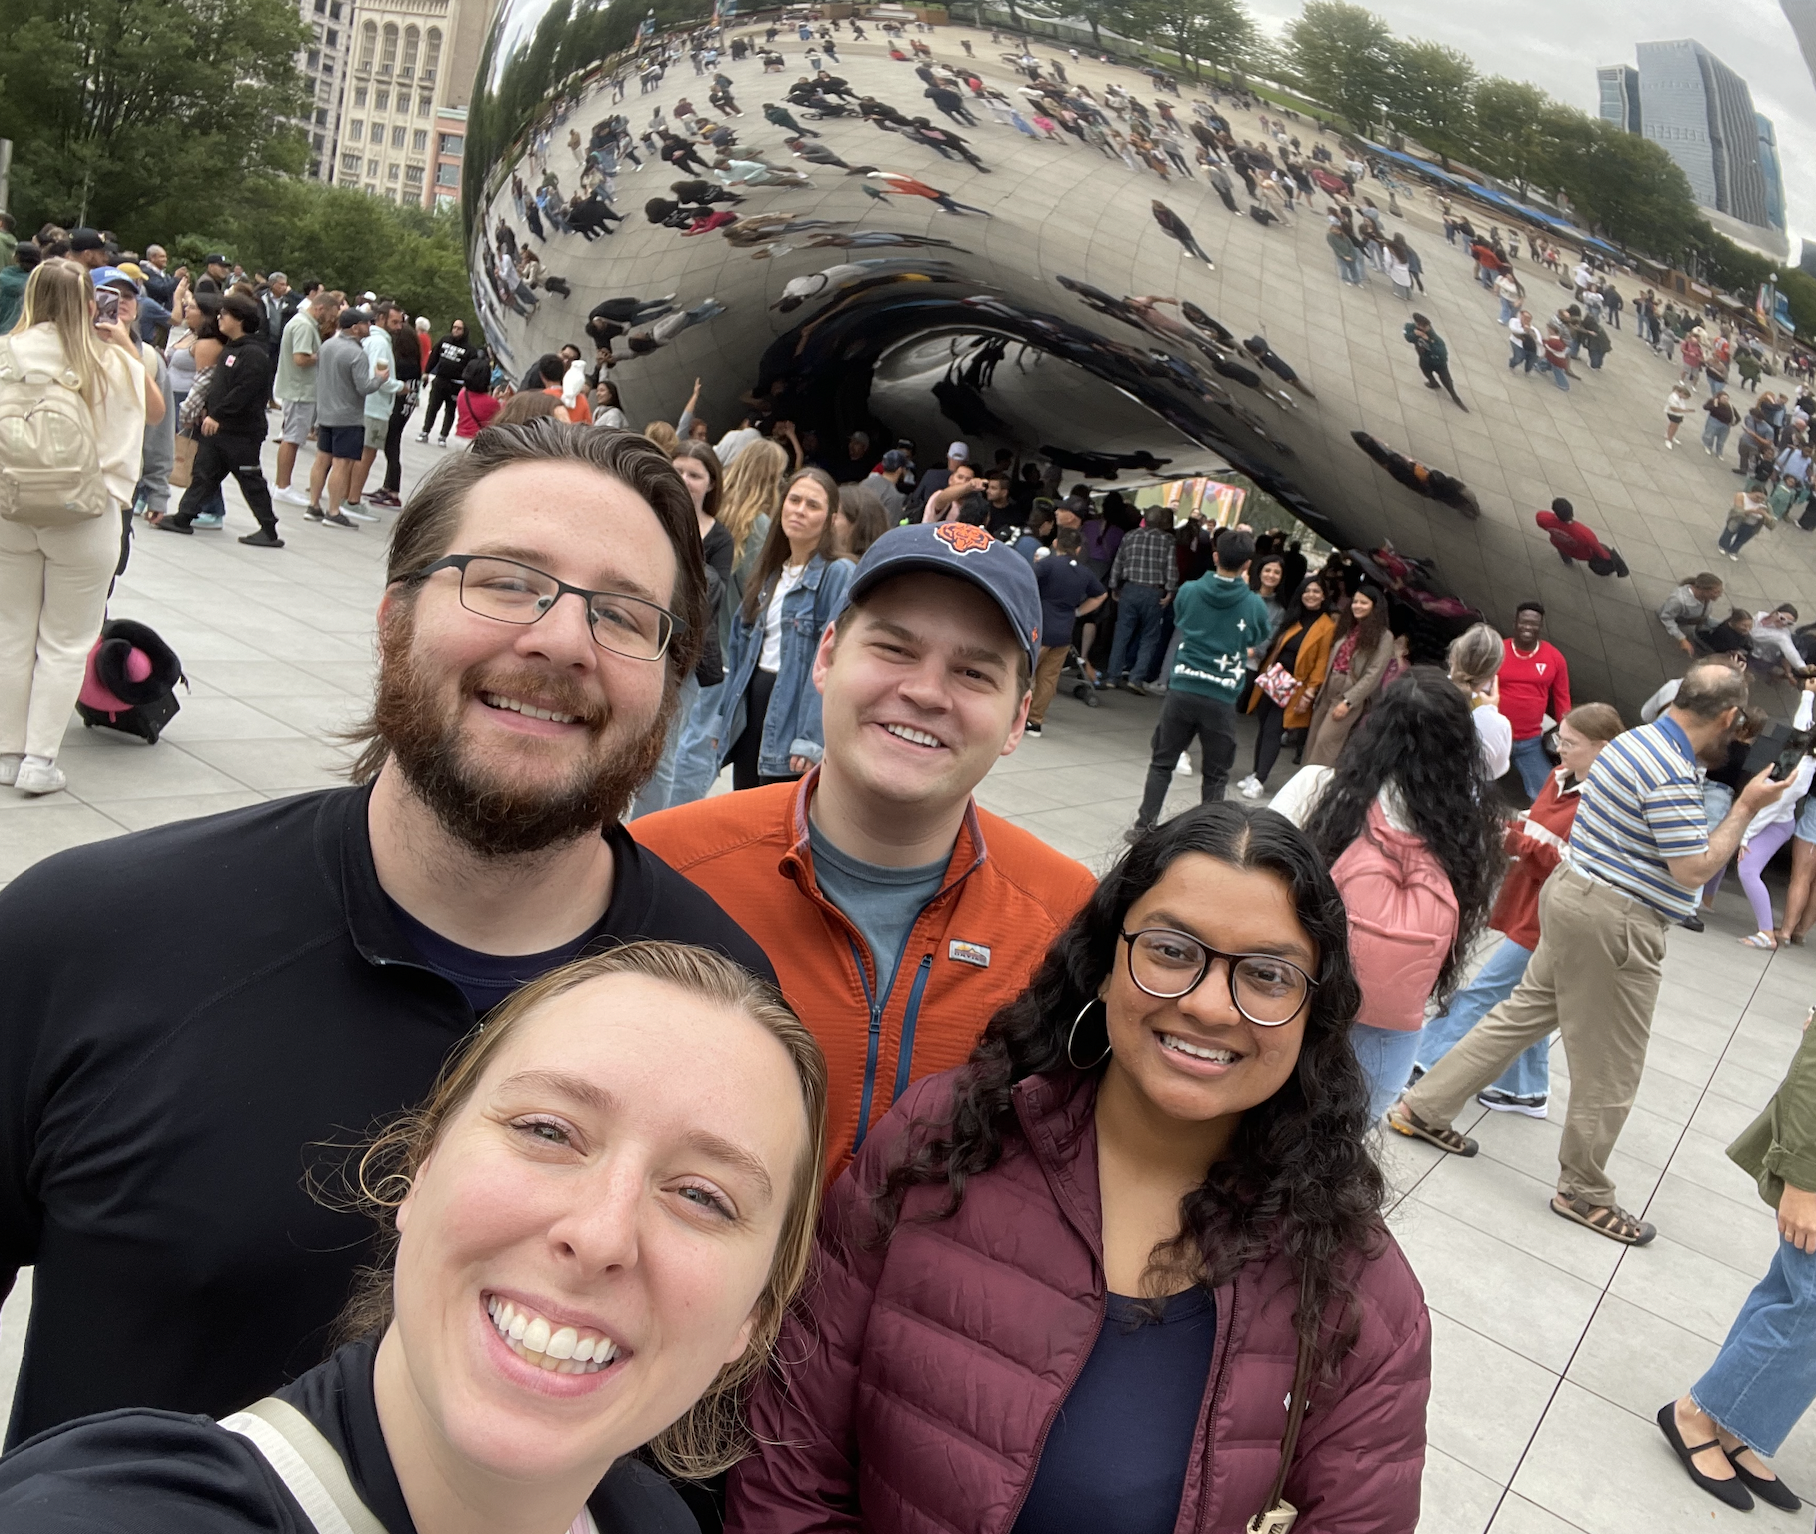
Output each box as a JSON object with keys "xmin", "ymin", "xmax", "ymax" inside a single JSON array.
[{"xmin": 0, "ymin": 421, "xmax": 771, "ymax": 1444}]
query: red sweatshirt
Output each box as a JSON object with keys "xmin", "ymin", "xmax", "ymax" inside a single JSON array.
[
  {"xmin": 1535, "ymin": 509, "xmax": 1610, "ymax": 563},
  {"xmin": 1490, "ymin": 769, "xmax": 1582, "ymax": 947},
  {"xmin": 1498, "ymin": 638, "xmax": 1570, "ymax": 741}
]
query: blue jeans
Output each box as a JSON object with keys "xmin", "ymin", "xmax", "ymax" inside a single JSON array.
[
  {"xmin": 1414, "ymin": 936, "xmax": 1550, "ymax": 1099},
  {"xmin": 1108, "ymin": 584, "xmax": 1165, "ymax": 683},
  {"xmin": 1498, "ymin": 297, "xmax": 1517, "ymax": 323},
  {"xmin": 670, "ymin": 678, "xmax": 725, "ymax": 806},
  {"xmin": 1511, "ymin": 735, "xmax": 1552, "ymax": 800},
  {"xmin": 1702, "ymin": 416, "xmax": 1730, "ymax": 456},
  {"xmin": 1719, "ymin": 519, "xmax": 1762, "ymax": 556},
  {"xmin": 1692, "ymin": 1236, "xmax": 1816, "ymax": 1457},
  {"xmin": 631, "ymin": 673, "xmax": 699, "ymax": 818},
  {"xmin": 1351, "ymin": 1023, "xmax": 1426, "ymax": 1122},
  {"xmin": 1545, "ymin": 362, "xmax": 1569, "ymax": 391}
]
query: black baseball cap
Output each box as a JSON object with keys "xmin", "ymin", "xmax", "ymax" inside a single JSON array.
[
  {"xmin": 841, "ymin": 522, "xmax": 1042, "ymax": 668},
  {"xmin": 338, "ymin": 307, "xmax": 374, "ymax": 329},
  {"xmin": 69, "ymin": 228, "xmax": 105, "ymax": 253}
]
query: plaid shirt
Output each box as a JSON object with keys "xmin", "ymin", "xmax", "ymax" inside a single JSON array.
[{"xmin": 1109, "ymin": 525, "xmax": 1179, "ymax": 595}]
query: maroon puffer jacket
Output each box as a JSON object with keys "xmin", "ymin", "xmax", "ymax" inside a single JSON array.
[{"xmin": 727, "ymin": 1069, "xmax": 1430, "ymax": 1534}]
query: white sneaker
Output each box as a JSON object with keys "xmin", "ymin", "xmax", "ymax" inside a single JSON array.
[
  {"xmin": 1237, "ymin": 774, "xmax": 1264, "ymax": 799},
  {"xmin": 16, "ymin": 760, "xmax": 66, "ymax": 796},
  {"xmin": 342, "ymin": 505, "xmax": 380, "ymax": 523},
  {"xmin": 1176, "ymin": 752, "xmax": 1193, "ymax": 775},
  {"xmin": 273, "ymin": 486, "xmax": 311, "ymax": 506}
]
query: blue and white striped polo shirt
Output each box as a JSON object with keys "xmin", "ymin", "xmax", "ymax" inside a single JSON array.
[{"xmin": 1564, "ymin": 716, "xmax": 1707, "ymax": 920}]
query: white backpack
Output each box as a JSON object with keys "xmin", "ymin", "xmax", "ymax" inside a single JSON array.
[{"xmin": 0, "ymin": 335, "xmax": 110, "ymax": 527}]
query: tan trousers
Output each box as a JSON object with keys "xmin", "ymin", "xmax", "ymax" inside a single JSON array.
[
  {"xmin": 1028, "ymin": 645, "xmax": 1069, "ymax": 726},
  {"xmin": 0, "ymin": 509, "xmax": 122, "ymax": 759},
  {"xmin": 1402, "ymin": 863, "xmax": 1668, "ymax": 1207}
]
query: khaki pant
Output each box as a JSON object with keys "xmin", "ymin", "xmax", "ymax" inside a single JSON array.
[
  {"xmin": 0, "ymin": 508, "xmax": 122, "ymax": 759},
  {"xmin": 1402, "ymin": 863, "xmax": 1668, "ymax": 1207},
  {"xmin": 1028, "ymin": 645, "xmax": 1069, "ymax": 726}
]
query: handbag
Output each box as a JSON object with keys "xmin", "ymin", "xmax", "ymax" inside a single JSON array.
[
  {"xmin": 169, "ymin": 431, "xmax": 197, "ymax": 489},
  {"xmin": 1256, "ymin": 662, "xmax": 1300, "ymax": 708},
  {"xmin": 179, "ymin": 366, "xmax": 215, "ymax": 433}
]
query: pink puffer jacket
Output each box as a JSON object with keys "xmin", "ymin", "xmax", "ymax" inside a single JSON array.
[{"xmin": 727, "ymin": 1069, "xmax": 1431, "ymax": 1534}]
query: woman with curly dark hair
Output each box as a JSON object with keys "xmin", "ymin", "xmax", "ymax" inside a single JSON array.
[
  {"xmin": 725, "ymin": 803, "xmax": 1430, "ymax": 1534},
  {"xmin": 1272, "ymin": 667, "xmax": 1507, "ymax": 1117}
]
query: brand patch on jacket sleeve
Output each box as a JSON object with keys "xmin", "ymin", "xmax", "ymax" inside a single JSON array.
[{"xmin": 948, "ymin": 939, "xmax": 991, "ymax": 968}]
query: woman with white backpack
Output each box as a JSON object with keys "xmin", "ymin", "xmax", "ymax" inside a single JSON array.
[
  {"xmin": 1268, "ymin": 669, "xmax": 1507, "ymax": 1117},
  {"xmin": 0, "ymin": 258, "xmax": 163, "ymax": 797}
]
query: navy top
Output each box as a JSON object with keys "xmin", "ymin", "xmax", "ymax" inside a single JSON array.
[
  {"xmin": 1012, "ymin": 1287, "xmax": 1218, "ymax": 1534},
  {"xmin": 1035, "ymin": 557, "xmax": 1106, "ymax": 651},
  {"xmin": 386, "ymin": 897, "xmax": 599, "ymax": 1015}
]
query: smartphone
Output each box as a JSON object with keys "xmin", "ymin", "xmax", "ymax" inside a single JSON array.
[
  {"xmin": 93, "ymin": 289, "xmax": 120, "ymax": 326},
  {"xmin": 1771, "ymin": 727, "xmax": 1816, "ymax": 781}
]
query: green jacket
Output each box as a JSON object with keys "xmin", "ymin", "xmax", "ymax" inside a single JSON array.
[
  {"xmin": 1729, "ymin": 1011, "xmax": 1816, "ymax": 1209},
  {"xmin": 0, "ymin": 264, "xmax": 25, "ymax": 335},
  {"xmin": 1403, "ymin": 322, "xmax": 1446, "ymax": 369},
  {"xmin": 1168, "ymin": 572, "xmax": 1273, "ymax": 703}
]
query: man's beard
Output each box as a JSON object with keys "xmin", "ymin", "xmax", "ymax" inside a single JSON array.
[{"xmin": 372, "ymin": 618, "xmax": 675, "ymax": 858}]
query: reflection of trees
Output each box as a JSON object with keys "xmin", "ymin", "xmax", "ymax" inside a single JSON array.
[{"xmin": 462, "ymin": 0, "xmax": 711, "ymax": 229}]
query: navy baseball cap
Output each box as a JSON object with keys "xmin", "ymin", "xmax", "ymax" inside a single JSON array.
[{"xmin": 842, "ymin": 522, "xmax": 1042, "ymax": 670}]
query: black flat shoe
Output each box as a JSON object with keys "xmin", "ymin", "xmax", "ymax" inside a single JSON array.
[
  {"xmin": 1682, "ymin": 913, "xmax": 1706, "ymax": 932},
  {"xmin": 1728, "ymin": 1450, "xmax": 1802, "ymax": 1512},
  {"xmin": 152, "ymin": 517, "xmax": 193, "ymax": 535},
  {"xmin": 1656, "ymin": 1404, "xmax": 1752, "ymax": 1510}
]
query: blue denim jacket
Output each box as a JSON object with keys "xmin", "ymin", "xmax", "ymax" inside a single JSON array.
[{"xmin": 718, "ymin": 554, "xmax": 856, "ymax": 777}]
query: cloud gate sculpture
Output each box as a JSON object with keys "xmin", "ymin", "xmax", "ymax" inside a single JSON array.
[{"xmin": 465, "ymin": 7, "xmax": 1816, "ymax": 718}]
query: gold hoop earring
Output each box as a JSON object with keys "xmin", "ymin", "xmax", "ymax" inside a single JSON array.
[{"xmin": 1067, "ymin": 997, "xmax": 1112, "ymax": 1071}]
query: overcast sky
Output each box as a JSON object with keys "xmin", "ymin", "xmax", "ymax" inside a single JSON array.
[{"xmin": 1242, "ymin": 0, "xmax": 1816, "ymax": 252}]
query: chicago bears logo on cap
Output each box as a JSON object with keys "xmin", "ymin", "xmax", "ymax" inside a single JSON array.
[{"xmin": 933, "ymin": 523, "xmax": 994, "ymax": 555}]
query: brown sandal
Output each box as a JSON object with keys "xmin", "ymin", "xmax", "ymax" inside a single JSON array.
[
  {"xmin": 1551, "ymin": 1192, "xmax": 1656, "ymax": 1245},
  {"xmin": 1385, "ymin": 1101, "xmax": 1478, "ymax": 1157}
]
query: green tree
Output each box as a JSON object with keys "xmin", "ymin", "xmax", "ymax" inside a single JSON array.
[
  {"xmin": 1128, "ymin": 0, "xmax": 1255, "ymax": 81},
  {"xmin": 1467, "ymin": 76, "xmax": 1551, "ymax": 196},
  {"xmin": 1283, "ymin": 0, "xmax": 1394, "ymax": 136},
  {"xmin": 1382, "ymin": 38, "xmax": 1475, "ymax": 166},
  {"xmin": 1541, "ymin": 108, "xmax": 1701, "ymax": 256},
  {"xmin": 0, "ymin": 0, "xmax": 310, "ymax": 240}
]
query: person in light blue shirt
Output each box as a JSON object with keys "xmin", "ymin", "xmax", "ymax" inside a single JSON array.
[{"xmin": 345, "ymin": 301, "xmax": 404, "ymax": 519}]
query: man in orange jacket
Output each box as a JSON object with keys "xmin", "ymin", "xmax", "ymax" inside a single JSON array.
[{"xmin": 634, "ymin": 523, "xmax": 1096, "ymax": 1181}]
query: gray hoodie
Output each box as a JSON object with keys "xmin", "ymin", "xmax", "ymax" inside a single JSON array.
[{"xmin": 315, "ymin": 331, "xmax": 381, "ymax": 428}]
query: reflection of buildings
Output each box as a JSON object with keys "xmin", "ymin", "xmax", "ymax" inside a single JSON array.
[
  {"xmin": 1598, "ymin": 41, "xmax": 1785, "ymax": 257},
  {"xmin": 1595, "ymin": 65, "xmax": 1640, "ymax": 134},
  {"xmin": 323, "ymin": 0, "xmax": 494, "ymax": 205},
  {"xmin": 290, "ymin": 0, "xmax": 354, "ymax": 182},
  {"xmin": 1784, "ymin": 0, "xmax": 1816, "ymax": 88}
]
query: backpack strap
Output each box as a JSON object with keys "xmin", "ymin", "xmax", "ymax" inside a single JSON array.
[{"xmin": 219, "ymin": 1396, "xmax": 388, "ymax": 1534}]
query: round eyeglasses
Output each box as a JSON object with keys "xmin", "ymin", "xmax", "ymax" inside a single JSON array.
[
  {"xmin": 402, "ymin": 555, "xmax": 682, "ymax": 662},
  {"xmin": 1120, "ymin": 928, "xmax": 1315, "ymax": 1027}
]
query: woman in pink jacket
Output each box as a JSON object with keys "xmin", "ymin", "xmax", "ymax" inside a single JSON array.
[{"xmin": 727, "ymin": 803, "xmax": 1430, "ymax": 1534}]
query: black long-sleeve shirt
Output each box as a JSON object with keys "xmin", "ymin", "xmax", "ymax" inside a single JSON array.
[
  {"xmin": 0, "ymin": 785, "xmax": 772, "ymax": 1445},
  {"xmin": 203, "ymin": 333, "xmax": 275, "ymax": 440}
]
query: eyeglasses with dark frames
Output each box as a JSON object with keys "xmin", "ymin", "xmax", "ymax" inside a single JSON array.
[
  {"xmin": 1119, "ymin": 928, "xmax": 1316, "ymax": 1027},
  {"xmin": 400, "ymin": 555, "xmax": 683, "ymax": 663}
]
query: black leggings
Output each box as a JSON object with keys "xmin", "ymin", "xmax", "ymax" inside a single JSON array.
[
  {"xmin": 728, "ymin": 666, "xmax": 796, "ymax": 791},
  {"xmin": 1251, "ymin": 697, "xmax": 1288, "ymax": 785}
]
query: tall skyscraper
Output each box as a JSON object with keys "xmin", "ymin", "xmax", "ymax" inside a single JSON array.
[
  {"xmin": 293, "ymin": 0, "xmax": 354, "ymax": 182},
  {"xmin": 1783, "ymin": 0, "xmax": 1816, "ymax": 88},
  {"xmin": 1756, "ymin": 113, "xmax": 1787, "ymax": 232},
  {"xmin": 1596, "ymin": 65, "xmax": 1640, "ymax": 133},
  {"xmin": 1634, "ymin": 39, "xmax": 1771, "ymax": 229}
]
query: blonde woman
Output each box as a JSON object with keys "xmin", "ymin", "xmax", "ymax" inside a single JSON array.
[
  {"xmin": 717, "ymin": 435, "xmax": 787, "ymax": 596},
  {"xmin": 0, "ymin": 940, "xmax": 828, "ymax": 1531},
  {"xmin": 1447, "ymin": 622, "xmax": 1512, "ymax": 779},
  {"xmin": 1, "ymin": 259, "xmax": 162, "ymax": 797}
]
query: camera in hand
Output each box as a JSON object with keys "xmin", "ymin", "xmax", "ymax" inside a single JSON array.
[{"xmin": 1771, "ymin": 727, "xmax": 1816, "ymax": 781}]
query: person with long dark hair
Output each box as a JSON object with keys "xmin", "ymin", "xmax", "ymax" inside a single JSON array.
[
  {"xmin": 1301, "ymin": 583, "xmax": 1393, "ymax": 765},
  {"xmin": 1237, "ymin": 576, "xmax": 1335, "ymax": 798},
  {"xmin": 718, "ymin": 466, "xmax": 853, "ymax": 790},
  {"xmin": 725, "ymin": 803, "xmax": 1430, "ymax": 1534},
  {"xmin": 1273, "ymin": 670, "xmax": 1507, "ymax": 1116}
]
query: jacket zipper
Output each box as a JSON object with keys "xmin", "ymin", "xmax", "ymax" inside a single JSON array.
[
  {"xmin": 851, "ymin": 937, "xmax": 884, "ymax": 1152},
  {"xmin": 998, "ymin": 1298, "xmax": 1106, "ymax": 1534},
  {"xmin": 890, "ymin": 954, "xmax": 934, "ymax": 1105}
]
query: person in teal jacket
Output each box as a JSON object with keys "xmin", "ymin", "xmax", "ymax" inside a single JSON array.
[
  {"xmin": 1658, "ymin": 1008, "xmax": 1816, "ymax": 1513},
  {"xmin": 1135, "ymin": 527, "xmax": 1272, "ymax": 826}
]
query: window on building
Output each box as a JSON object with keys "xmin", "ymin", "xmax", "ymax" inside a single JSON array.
[
  {"xmin": 354, "ymin": 85, "xmax": 367, "ymax": 107},
  {"xmin": 349, "ymin": 120, "xmax": 363, "ymax": 140},
  {"xmin": 392, "ymin": 124, "xmax": 406, "ymax": 148},
  {"xmin": 379, "ymin": 22, "xmax": 397, "ymax": 74},
  {"xmin": 411, "ymin": 129, "xmax": 427, "ymax": 152},
  {"xmin": 436, "ymin": 163, "xmax": 460, "ymax": 186},
  {"xmin": 322, "ymin": 58, "xmax": 333, "ymax": 75},
  {"xmin": 386, "ymin": 189, "xmax": 398, "ymax": 202},
  {"xmin": 312, "ymin": 22, "xmax": 323, "ymax": 40},
  {"xmin": 405, "ymin": 163, "xmax": 425, "ymax": 184},
  {"xmin": 307, "ymin": 48, "xmax": 320, "ymax": 68},
  {"xmin": 314, "ymin": 108, "xmax": 328, "ymax": 125},
  {"xmin": 418, "ymin": 94, "xmax": 432, "ymax": 116},
  {"xmin": 400, "ymin": 26, "xmax": 419, "ymax": 77},
  {"xmin": 342, "ymin": 151, "xmax": 364, "ymax": 173},
  {"xmin": 438, "ymin": 132, "xmax": 464, "ymax": 155},
  {"xmin": 374, "ymin": 88, "xmax": 388, "ymax": 111},
  {"xmin": 423, "ymin": 27, "xmax": 442, "ymax": 80},
  {"xmin": 358, "ymin": 19, "xmax": 375, "ymax": 69},
  {"xmin": 330, "ymin": 1, "xmax": 341, "ymax": 17},
  {"xmin": 387, "ymin": 163, "xmax": 400, "ymax": 181},
  {"xmin": 368, "ymin": 158, "xmax": 380, "ymax": 176},
  {"xmin": 313, "ymin": 0, "xmax": 325, "ymax": 11},
  {"xmin": 325, "ymin": 28, "xmax": 337, "ymax": 47},
  {"xmin": 313, "ymin": 132, "xmax": 325, "ymax": 151}
]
